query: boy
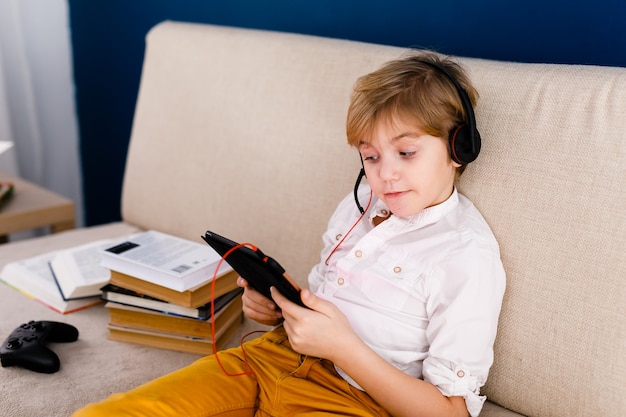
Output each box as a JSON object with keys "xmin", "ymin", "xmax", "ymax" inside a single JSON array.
[{"xmin": 74, "ymin": 51, "xmax": 505, "ymax": 417}]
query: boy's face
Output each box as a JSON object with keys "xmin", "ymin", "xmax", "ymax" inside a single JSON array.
[{"xmin": 359, "ymin": 119, "xmax": 460, "ymax": 218}]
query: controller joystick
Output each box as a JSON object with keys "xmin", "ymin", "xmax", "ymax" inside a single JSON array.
[{"xmin": 0, "ymin": 320, "xmax": 79, "ymax": 373}]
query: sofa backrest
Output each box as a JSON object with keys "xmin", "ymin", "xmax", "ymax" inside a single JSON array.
[
  {"xmin": 456, "ymin": 60, "xmax": 626, "ymax": 416},
  {"xmin": 121, "ymin": 21, "xmax": 626, "ymax": 416}
]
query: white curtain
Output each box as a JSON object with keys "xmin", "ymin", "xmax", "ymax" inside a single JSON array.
[
  {"xmin": 0, "ymin": 46, "xmax": 18, "ymax": 174},
  {"xmin": 0, "ymin": 0, "xmax": 83, "ymax": 226}
]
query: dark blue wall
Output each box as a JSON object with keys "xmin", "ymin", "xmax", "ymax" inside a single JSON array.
[{"xmin": 68, "ymin": 0, "xmax": 626, "ymax": 225}]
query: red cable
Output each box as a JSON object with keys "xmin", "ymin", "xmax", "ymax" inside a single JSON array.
[
  {"xmin": 211, "ymin": 190, "xmax": 373, "ymax": 375},
  {"xmin": 210, "ymin": 242, "xmax": 261, "ymax": 376},
  {"xmin": 324, "ymin": 189, "xmax": 373, "ymax": 265}
]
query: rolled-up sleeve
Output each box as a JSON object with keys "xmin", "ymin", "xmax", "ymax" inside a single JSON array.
[{"xmin": 422, "ymin": 243, "xmax": 506, "ymax": 417}]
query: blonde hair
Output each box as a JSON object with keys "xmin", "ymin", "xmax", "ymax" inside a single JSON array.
[{"xmin": 346, "ymin": 51, "xmax": 479, "ymax": 151}]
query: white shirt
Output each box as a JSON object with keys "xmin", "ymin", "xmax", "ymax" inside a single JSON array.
[{"xmin": 308, "ymin": 185, "xmax": 506, "ymax": 417}]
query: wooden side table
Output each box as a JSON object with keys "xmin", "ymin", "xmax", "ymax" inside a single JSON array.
[{"xmin": 0, "ymin": 172, "xmax": 75, "ymax": 243}]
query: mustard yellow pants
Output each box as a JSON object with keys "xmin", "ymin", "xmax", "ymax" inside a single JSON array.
[{"xmin": 72, "ymin": 326, "xmax": 391, "ymax": 417}]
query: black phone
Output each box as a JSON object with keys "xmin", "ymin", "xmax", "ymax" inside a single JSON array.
[{"xmin": 201, "ymin": 230, "xmax": 306, "ymax": 308}]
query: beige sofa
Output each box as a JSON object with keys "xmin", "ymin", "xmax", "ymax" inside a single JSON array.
[{"xmin": 1, "ymin": 21, "xmax": 625, "ymax": 417}]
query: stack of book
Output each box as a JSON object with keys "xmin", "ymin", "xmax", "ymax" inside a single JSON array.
[
  {"xmin": 98, "ymin": 230, "xmax": 243, "ymax": 355},
  {"xmin": 1, "ymin": 230, "xmax": 244, "ymax": 354}
]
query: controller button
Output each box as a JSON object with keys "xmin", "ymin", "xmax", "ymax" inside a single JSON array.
[{"xmin": 7, "ymin": 338, "xmax": 22, "ymax": 349}]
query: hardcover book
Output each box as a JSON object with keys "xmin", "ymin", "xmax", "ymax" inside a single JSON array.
[
  {"xmin": 108, "ymin": 268, "xmax": 239, "ymax": 309},
  {"xmin": 107, "ymin": 304, "xmax": 243, "ymax": 355},
  {"xmin": 100, "ymin": 230, "xmax": 232, "ymax": 292},
  {"xmin": 101, "ymin": 284, "xmax": 242, "ymax": 319},
  {"xmin": 105, "ymin": 294, "xmax": 243, "ymax": 339}
]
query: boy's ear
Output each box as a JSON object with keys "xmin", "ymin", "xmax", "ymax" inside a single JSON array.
[{"xmin": 450, "ymin": 150, "xmax": 462, "ymax": 168}]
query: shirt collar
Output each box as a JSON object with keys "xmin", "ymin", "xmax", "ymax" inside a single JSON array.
[{"xmin": 368, "ymin": 188, "xmax": 459, "ymax": 228}]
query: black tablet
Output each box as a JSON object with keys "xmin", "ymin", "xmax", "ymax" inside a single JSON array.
[{"xmin": 201, "ymin": 230, "xmax": 306, "ymax": 308}]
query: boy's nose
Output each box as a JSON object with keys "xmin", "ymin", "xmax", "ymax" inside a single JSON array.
[{"xmin": 379, "ymin": 158, "xmax": 399, "ymax": 181}]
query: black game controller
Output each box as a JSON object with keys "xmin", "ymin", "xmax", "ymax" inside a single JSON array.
[{"xmin": 0, "ymin": 320, "xmax": 79, "ymax": 373}]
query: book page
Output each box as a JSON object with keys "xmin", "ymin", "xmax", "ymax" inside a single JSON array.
[
  {"xmin": 62, "ymin": 242, "xmax": 112, "ymax": 284},
  {"xmin": 4, "ymin": 252, "xmax": 59, "ymax": 294}
]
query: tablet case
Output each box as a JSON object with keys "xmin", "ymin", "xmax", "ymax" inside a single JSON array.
[{"xmin": 201, "ymin": 231, "xmax": 306, "ymax": 308}]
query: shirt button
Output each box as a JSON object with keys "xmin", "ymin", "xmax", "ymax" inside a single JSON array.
[
  {"xmin": 456, "ymin": 370, "xmax": 465, "ymax": 378},
  {"xmin": 381, "ymin": 209, "xmax": 389, "ymax": 216},
  {"xmin": 393, "ymin": 266, "xmax": 402, "ymax": 273},
  {"xmin": 337, "ymin": 277, "xmax": 345, "ymax": 285},
  {"xmin": 354, "ymin": 250, "xmax": 363, "ymax": 258},
  {"xmin": 335, "ymin": 233, "xmax": 342, "ymax": 241}
]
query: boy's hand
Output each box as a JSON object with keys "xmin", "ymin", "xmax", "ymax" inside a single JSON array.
[
  {"xmin": 271, "ymin": 286, "xmax": 361, "ymax": 362},
  {"xmin": 237, "ymin": 277, "xmax": 283, "ymax": 326}
]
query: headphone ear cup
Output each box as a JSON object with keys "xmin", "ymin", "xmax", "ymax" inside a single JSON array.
[{"xmin": 449, "ymin": 124, "xmax": 481, "ymax": 165}]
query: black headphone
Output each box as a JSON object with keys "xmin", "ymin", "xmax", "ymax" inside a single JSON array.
[
  {"xmin": 353, "ymin": 58, "xmax": 481, "ymax": 214},
  {"xmin": 420, "ymin": 59, "xmax": 481, "ymax": 166}
]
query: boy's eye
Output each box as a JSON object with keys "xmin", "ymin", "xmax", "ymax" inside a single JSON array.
[
  {"xmin": 400, "ymin": 151, "xmax": 416, "ymax": 158},
  {"xmin": 363, "ymin": 155, "xmax": 378, "ymax": 162}
]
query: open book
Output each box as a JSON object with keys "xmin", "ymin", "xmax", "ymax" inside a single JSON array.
[
  {"xmin": 49, "ymin": 239, "xmax": 115, "ymax": 300},
  {"xmin": 1, "ymin": 251, "xmax": 103, "ymax": 314}
]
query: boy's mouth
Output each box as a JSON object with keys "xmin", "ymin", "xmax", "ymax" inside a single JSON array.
[{"xmin": 384, "ymin": 191, "xmax": 407, "ymax": 198}]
